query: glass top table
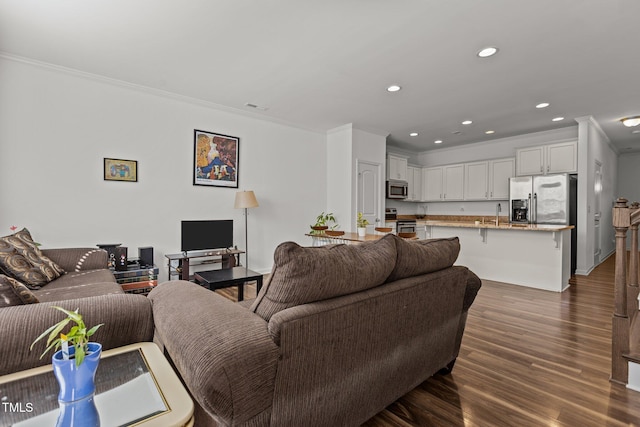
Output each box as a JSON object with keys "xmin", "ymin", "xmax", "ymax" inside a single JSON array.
[{"xmin": 0, "ymin": 342, "xmax": 193, "ymax": 427}]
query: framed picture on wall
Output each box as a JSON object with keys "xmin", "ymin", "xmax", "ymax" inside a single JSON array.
[
  {"xmin": 193, "ymin": 129, "xmax": 239, "ymax": 188},
  {"xmin": 104, "ymin": 158, "xmax": 137, "ymax": 182}
]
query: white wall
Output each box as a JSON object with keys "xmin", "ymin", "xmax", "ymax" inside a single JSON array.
[
  {"xmin": 326, "ymin": 125, "xmax": 387, "ymax": 231},
  {"xmin": 0, "ymin": 57, "xmax": 327, "ymax": 280},
  {"xmin": 575, "ymin": 116, "xmax": 618, "ymax": 274},
  {"xmin": 618, "ymin": 152, "xmax": 640, "ymax": 204},
  {"xmin": 326, "ymin": 125, "xmax": 353, "ymax": 231}
]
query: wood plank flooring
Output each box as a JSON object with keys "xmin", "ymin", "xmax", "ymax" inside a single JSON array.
[
  {"xmin": 362, "ymin": 254, "xmax": 640, "ymax": 427},
  {"xmin": 216, "ymin": 256, "xmax": 640, "ymax": 426}
]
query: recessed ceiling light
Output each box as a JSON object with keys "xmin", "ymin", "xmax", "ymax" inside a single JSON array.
[
  {"xmin": 462, "ymin": 120, "xmax": 473, "ymax": 125},
  {"xmin": 621, "ymin": 116, "xmax": 640, "ymax": 127},
  {"xmin": 410, "ymin": 132, "xmax": 419, "ymax": 137},
  {"xmin": 485, "ymin": 130, "xmax": 495, "ymax": 134},
  {"xmin": 387, "ymin": 85, "xmax": 401, "ymax": 92},
  {"xmin": 536, "ymin": 103, "xmax": 550, "ymax": 109},
  {"xmin": 477, "ymin": 47, "xmax": 499, "ymax": 58},
  {"xmin": 434, "ymin": 140, "xmax": 443, "ymax": 144},
  {"xmin": 552, "ymin": 117, "xmax": 565, "ymax": 122}
]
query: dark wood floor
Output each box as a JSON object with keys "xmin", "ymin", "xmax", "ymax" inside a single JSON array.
[
  {"xmin": 362, "ymin": 255, "xmax": 640, "ymax": 427},
  {"xmin": 217, "ymin": 256, "xmax": 640, "ymax": 426}
]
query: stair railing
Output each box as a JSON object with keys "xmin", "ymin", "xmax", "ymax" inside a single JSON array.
[{"xmin": 611, "ymin": 198, "xmax": 640, "ymax": 384}]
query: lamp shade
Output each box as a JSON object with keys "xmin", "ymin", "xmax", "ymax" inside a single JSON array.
[{"xmin": 234, "ymin": 191, "xmax": 259, "ymax": 209}]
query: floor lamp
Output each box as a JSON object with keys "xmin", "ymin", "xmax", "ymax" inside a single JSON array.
[{"xmin": 234, "ymin": 190, "xmax": 259, "ymax": 268}]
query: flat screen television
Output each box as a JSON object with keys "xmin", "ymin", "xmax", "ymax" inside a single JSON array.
[{"xmin": 181, "ymin": 220, "xmax": 233, "ymax": 252}]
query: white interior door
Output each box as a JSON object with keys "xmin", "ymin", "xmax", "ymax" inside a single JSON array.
[{"xmin": 357, "ymin": 160, "xmax": 381, "ymax": 231}]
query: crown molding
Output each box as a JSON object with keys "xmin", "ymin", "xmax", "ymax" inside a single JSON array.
[{"xmin": 0, "ymin": 51, "xmax": 324, "ymax": 136}]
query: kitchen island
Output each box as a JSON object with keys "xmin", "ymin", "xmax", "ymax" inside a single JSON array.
[{"xmin": 419, "ymin": 220, "xmax": 573, "ymax": 292}]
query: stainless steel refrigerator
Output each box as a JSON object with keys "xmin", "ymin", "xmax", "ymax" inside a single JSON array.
[{"xmin": 509, "ymin": 173, "xmax": 577, "ymax": 272}]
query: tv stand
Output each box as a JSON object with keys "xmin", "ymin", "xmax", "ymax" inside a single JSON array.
[{"xmin": 165, "ymin": 248, "xmax": 244, "ymax": 281}]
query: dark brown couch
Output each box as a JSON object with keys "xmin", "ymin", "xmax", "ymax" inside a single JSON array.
[
  {"xmin": 0, "ymin": 248, "xmax": 154, "ymax": 376},
  {"xmin": 149, "ymin": 234, "xmax": 481, "ymax": 427}
]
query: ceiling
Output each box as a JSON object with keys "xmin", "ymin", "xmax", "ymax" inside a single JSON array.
[{"xmin": 1, "ymin": 0, "xmax": 639, "ymax": 153}]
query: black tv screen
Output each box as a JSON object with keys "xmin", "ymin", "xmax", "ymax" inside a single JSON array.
[{"xmin": 181, "ymin": 220, "xmax": 233, "ymax": 252}]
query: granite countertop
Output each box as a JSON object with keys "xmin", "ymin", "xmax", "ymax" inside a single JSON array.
[{"xmin": 387, "ymin": 215, "xmax": 573, "ymax": 232}]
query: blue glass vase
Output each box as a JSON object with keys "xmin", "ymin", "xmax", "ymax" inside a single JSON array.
[{"xmin": 52, "ymin": 342, "xmax": 102, "ymax": 427}]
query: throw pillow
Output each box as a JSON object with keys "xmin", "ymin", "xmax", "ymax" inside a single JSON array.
[
  {"xmin": 0, "ymin": 274, "xmax": 39, "ymax": 307},
  {"xmin": 251, "ymin": 233, "xmax": 397, "ymax": 322},
  {"xmin": 0, "ymin": 228, "xmax": 64, "ymax": 289},
  {"xmin": 386, "ymin": 236, "xmax": 460, "ymax": 282}
]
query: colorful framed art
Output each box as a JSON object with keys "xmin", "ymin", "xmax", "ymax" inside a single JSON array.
[
  {"xmin": 104, "ymin": 158, "xmax": 137, "ymax": 182},
  {"xmin": 193, "ymin": 129, "xmax": 239, "ymax": 188}
]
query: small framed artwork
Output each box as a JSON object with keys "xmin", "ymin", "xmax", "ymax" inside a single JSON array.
[
  {"xmin": 193, "ymin": 129, "xmax": 239, "ymax": 188},
  {"xmin": 104, "ymin": 158, "xmax": 138, "ymax": 182}
]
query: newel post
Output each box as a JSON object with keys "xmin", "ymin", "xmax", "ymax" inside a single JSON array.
[
  {"xmin": 611, "ymin": 197, "xmax": 630, "ymax": 384},
  {"xmin": 628, "ymin": 202, "xmax": 640, "ymax": 317}
]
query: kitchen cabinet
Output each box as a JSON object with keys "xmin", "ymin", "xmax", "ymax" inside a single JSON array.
[
  {"xmin": 422, "ymin": 167, "xmax": 443, "ymax": 201},
  {"xmin": 416, "ymin": 224, "xmax": 427, "ymax": 240},
  {"xmin": 465, "ymin": 158, "xmax": 514, "ymax": 200},
  {"xmin": 516, "ymin": 141, "xmax": 577, "ymax": 176},
  {"xmin": 422, "ymin": 164, "xmax": 464, "ymax": 201},
  {"xmin": 387, "ymin": 154, "xmax": 408, "ymax": 181},
  {"xmin": 443, "ymin": 164, "xmax": 464, "ymax": 201},
  {"xmin": 489, "ymin": 158, "xmax": 515, "ymax": 199},
  {"xmin": 406, "ymin": 166, "xmax": 423, "ymax": 201},
  {"xmin": 464, "ymin": 161, "xmax": 488, "ymax": 200}
]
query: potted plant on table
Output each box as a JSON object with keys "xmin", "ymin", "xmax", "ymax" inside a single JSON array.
[
  {"xmin": 357, "ymin": 212, "xmax": 369, "ymax": 237},
  {"xmin": 30, "ymin": 307, "xmax": 103, "ymax": 427},
  {"xmin": 310, "ymin": 212, "xmax": 337, "ymax": 235}
]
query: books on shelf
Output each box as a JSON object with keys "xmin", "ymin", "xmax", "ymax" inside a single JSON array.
[
  {"xmin": 113, "ymin": 266, "xmax": 159, "ymax": 279},
  {"xmin": 121, "ymin": 280, "xmax": 158, "ymax": 292}
]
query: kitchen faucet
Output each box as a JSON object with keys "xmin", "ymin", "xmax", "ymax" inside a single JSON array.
[{"xmin": 496, "ymin": 203, "xmax": 501, "ymax": 226}]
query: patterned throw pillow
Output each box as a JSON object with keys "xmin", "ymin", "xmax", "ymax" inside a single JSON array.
[
  {"xmin": 0, "ymin": 274, "xmax": 39, "ymax": 307},
  {"xmin": 0, "ymin": 228, "xmax": 64, "ymax": 289}
]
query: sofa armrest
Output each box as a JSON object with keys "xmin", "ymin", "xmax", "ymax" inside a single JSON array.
[
  {"xmin": 148, "ymin": 281, "xmax": 278, "ymax": 425},
  {"xmin": 0, "ymin": 293, "xmax": 154, "ymax": 376},
  {"xmin": 41, "ymin": 248, "xmax": 108, "ymax": 272},
  {"xmin": 463, "ymin": 268, "xmax": 482, "ymax": 311}
]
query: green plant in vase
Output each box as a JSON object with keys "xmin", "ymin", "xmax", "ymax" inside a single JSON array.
[
  {"xmin": 31, "ymin": 306, "xmax": 103, "ymax": 366},
  {"xmin": 310, "ymin": 212, "xmax": 338, "ymax": 234},
  {"xmin": 357, "ymin": 212, "xmax": 369, "ymax": 236}
]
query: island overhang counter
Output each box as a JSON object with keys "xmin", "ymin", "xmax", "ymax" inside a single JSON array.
[{"xmin": 420, "ymin": 221, "xmax": 574, "ymax": 292}]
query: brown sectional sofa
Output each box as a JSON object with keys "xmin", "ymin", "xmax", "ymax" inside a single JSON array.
[
  {"xmin": 149, "ymin": 234, "xmax": 481, "ymax": 427},
  {"xmin": 0, "ymin": 247, "xmax": 154, "ymax": 376}
]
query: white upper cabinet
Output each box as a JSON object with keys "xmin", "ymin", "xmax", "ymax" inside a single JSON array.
[
  {"xmin": 422, "ymin": 167, "xmax": 443, "ymax": 201},
  {"xmin": 464, "ymin": 161, "xmax": 489, "ymax": 200},
  {"xmin": 386, "ymin": 154, "xmax": 408, "ymax": 181},
  {"xmin": 488, "ymin": 158, "xmax": 515, "ymax": 200},
  {"xmin": 421, "ymin": 158, "xmax": 514, "ymax": 202},
  {"xmin": 516, "ymin": 140, "xmax": 577, "ymax": 176},
  {"xmin": 406, "ymin": 166, "xmax": 423, "ymax": 201},
  {"xmin": 547, "ymin": 141, "xmax": 577, "ymax": 174},
  {"xmin": 443, "ymin": 164, "xmax": 464, "ymax": 201}
]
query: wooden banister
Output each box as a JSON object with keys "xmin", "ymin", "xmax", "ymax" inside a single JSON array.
[{"xmin": 611, "ymin": 198, "xmax": 640, "ymax": 384}]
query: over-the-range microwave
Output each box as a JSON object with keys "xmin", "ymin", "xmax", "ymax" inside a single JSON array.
[{"xmin": 386, "ymin": 179, "xmax": 408, "ymax": 199}]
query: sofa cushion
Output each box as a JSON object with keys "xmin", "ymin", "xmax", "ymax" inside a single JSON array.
[
  {"xmin": 33, "ymin": 269, "xmax": 122, "ymax": 302},
  {"xmin": 0, "ymin": 228, "xmax": 64, "ymax": 289},
  {"xmin": 386, "ymin": 236, "xmax": 460, "ymax": 282},
  {"xmin": 0, "ymin": 274, "xmax": 39, "ymax": 307},
  {"xmin": 251, "ymin": 234, "xmax": 397, "ymax": 321}
]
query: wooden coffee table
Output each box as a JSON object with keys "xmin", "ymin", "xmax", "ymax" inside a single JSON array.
[{"xmin": 194, "ymin": 267, "xmax": 263, "ymax": 301}]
